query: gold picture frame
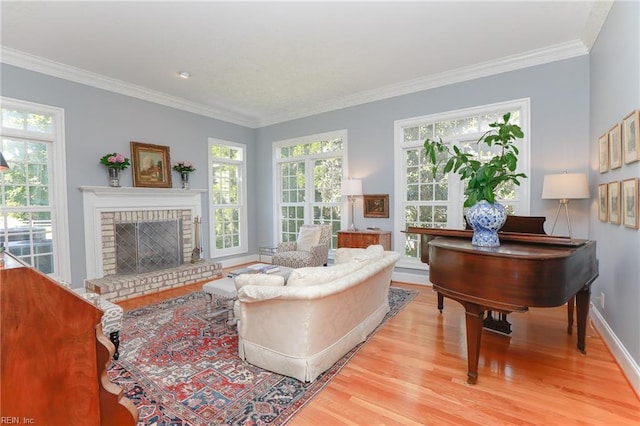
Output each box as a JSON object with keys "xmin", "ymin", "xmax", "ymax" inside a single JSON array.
[
  {"xmin": 598, "ymin": 183, "xmax": 608, "ymax": 222},
  {"xmin": 598, "ymin": 133, "xmax": 609, "ymax": 173},
  {"xmin": 608, "ymin": 123, "xmax": 622, "ymax": 169},
  {"xmin": 363, "ymin": 194, "xmax": 389, "ymax": 218},
  {"xmin": 622, "ymin": 178, "xmax": 638, "ymax": 229},
  {"xmin": 130, "ymin": 141, "xmax": 172, "ymax": 188},
  {"xmin": 623, "ymin": 109, "xmax": 640, "ymax": 164},
  {"xmin": 608, "ymin": 181, "xmax": 620, "ymax": 225}
]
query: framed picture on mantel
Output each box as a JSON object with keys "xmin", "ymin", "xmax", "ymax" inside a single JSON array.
[{"xmin": 131, "ymin": 141, "xmax": 172, "ymax": 188}]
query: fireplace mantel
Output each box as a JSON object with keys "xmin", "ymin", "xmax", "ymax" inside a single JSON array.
[{"xmin": 80, "ymin": 186, "xmax": 205, "ymax": 279}]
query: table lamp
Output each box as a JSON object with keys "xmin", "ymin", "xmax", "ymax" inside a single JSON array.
[
  {"xmin": 341, "ymin": 179, "xmax": 362, "ymax": 231},
  {"xmin": 541, "ymin": 172, "xmax": 590, "ymax": 239}
]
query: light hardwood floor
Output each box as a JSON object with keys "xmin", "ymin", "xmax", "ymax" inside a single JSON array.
[{"xmin": 117, "ymin": 274, "xmax": 640, "ymax": 425}]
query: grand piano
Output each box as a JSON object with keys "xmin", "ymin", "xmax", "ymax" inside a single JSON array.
[{"xmin": 406, "ymin": 217, "xmax": 599, "ymax": 384}]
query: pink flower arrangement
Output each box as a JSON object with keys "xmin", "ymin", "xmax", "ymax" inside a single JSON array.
[
  {"xmin": 99, "ymin": 152, "xmax": 130, "ymax": 170},
  {"xmin": 173, "ymin": 161, "xmax": 196, "ymax": 173}
]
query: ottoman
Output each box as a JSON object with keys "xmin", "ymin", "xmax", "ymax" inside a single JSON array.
[{"xmin": 202, "ymin": 277, "xmax": 237, "ymax": 325}]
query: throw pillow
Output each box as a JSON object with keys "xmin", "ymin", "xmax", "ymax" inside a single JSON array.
[
  {"xmin": 235, "ymin": 273, "xmax": 285, "ymax": 290},
  {"xmin": 296, "ymin": 226, "xmax": 322, "ymax": 252}
]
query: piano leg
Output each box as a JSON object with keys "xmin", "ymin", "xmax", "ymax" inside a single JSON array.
[
  {"xmin": 567, "ymin": 297, "xmax": 575, "ymax": 335},
  {"xmin": 575, "ymin": 287, "xmax": 590, "ymax": 354},
  {"xmin": 437, "ymin": 292, "xmax": 444, "ymax": 313},
  {"xmin": 462, "ymin": 303, "xmax": 485, "ymax": 385}
]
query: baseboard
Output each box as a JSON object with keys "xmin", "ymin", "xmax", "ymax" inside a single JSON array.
[
  {"xmin": 391, "ymin": 270, "xmax": 431, "ymax": 286},
  {"xmin": 590, "ymin": 304, "xmax": 640, "ymax": 398},
  {"xmin": 214, "ymin": 254, "xmax": 260, "ymax": 269}
]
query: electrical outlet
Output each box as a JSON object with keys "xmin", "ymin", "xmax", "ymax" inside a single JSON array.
[{"xmin": 600, "ymin": 292, "xmax": 605, "ymax": 309}]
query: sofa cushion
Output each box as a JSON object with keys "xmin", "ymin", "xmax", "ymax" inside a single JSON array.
[
  {"xmin": 296, "ymin": 226, "xmax": 322, "ymax": 252},
  {"xmin": 286, "ymin": 261, "xmax": 360, "ymax": 287},
  {"xmin": 334, "ymin": 244, "xmax": 385, "ymax": 264},
  {"xmin": 235, "ymin": 273, "xmax": 285, "ymax": 290}
]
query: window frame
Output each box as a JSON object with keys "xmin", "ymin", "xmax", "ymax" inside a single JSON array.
[
  {"xmin": 393, "ymin": 99, "xmax": 531, "ymax": 269},
  {"xmin": 207, "ymin": 138, "xmax": 248, "ymax": 257},
  {"xmin": 0, "ymin": 96, "xmax": 71, "ymax": 282},
  {"xmin": 272, "ymin": 130, "xmax": 348, "ymax": 249}
]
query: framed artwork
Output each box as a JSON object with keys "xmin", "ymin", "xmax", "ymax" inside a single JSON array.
[
  {"xmin": 622, "ymin": 109, "xmax": 640, "ymax": 164},
  {"xmin": 598, "ymin": 184, "xmax": 608, "ymax": 222},
  {"xmin": 608, "ymin": 181, "xmax": 620, "ymax": 225},
  {"xmin": 363, "ymin": 194, "xmax": 389, "ymax": 218},
  {"xmin": 608, "ymin": 123, "xmax": 622, "ymax": 169},
  {"xmin": 598, "ymin": 133, "xmax": 609, "ymax": 173},
  {"xmin": 130, "ymin": 141, "xmax": 172, "ymax": 188},
  {"xmin": 622, "ymin": 178, "xmax": 638, "ymax": 229}
]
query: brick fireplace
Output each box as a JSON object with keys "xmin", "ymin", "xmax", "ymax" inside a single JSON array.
[{"xmin": 80, "ymin": 186, "xmax": 221, "ymax": 301}]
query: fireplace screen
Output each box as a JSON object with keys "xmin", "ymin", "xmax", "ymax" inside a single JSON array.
[{"xmin": 115, "ymin": 219, "xmax": 183, "ymax": 274}]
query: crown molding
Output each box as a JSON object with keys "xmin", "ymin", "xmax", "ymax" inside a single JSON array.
[
  {"xmin": 258, "ymin": 40, "xmax": 589, "ymax": 127},
  {"xmin": 2, "ymin": 40, "xmax": 588, "ymax": 129},
  {"xmin": 0, "ymin": 47, "xmax": 259, "ymax": 128}
]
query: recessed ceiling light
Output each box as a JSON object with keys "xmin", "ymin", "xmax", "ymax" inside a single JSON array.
[{"xmin": 178, "ymin": 71, "xmax": 191, "ymax": 79}]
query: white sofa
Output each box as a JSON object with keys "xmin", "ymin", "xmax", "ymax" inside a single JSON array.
[{"xmin": 235, "ymin": 245, "xmax": 401, "ymax": 382}]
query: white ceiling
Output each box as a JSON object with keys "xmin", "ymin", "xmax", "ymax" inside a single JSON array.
[{"xmin": 1, "ymin": 1, "xmax": 612, "ymax": 128}]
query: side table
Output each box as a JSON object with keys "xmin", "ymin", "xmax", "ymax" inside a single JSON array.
[
  {"xmin": 337, "ymin": 230, "xmax": 391, "ymax": 250},
  {"xmin": 258, "ymin": 245, "xmax": 278, "ymax": 262}
]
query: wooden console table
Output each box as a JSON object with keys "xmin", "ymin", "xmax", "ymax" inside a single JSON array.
[{"xmin": 337, "ymin": 230, "xmax": 391, "ymax": 250}]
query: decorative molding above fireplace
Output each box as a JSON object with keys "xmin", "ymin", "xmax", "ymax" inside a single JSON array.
[{"xmin": 80, "ymin": 186, "xmax": 205, "ymax": 279}]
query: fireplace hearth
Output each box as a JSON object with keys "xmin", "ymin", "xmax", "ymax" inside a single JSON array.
[{"xmin": 80, "ymin": 187, "xmax": 222, "ymax": 301}]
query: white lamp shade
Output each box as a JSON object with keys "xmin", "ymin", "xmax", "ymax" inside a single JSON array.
[
  {"xmin": 341, "ymin": 179, "xmax": 362, "ymax": 196},
  {"xmin": 541, "ymin": 173, "xmax": 590, "ymax": 200}
]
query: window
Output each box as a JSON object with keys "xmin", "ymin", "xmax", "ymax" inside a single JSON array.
[
  {"xmin": 208, "ymin": 139, "xmax": 247, "ymax": 257},
  {"xmin": 1, "ymin": 97, "xmax": 70, "ymax": 281},
  {"xmin": 394, "ymin": 99, "xmax": 530, "ymax": 266},
  {"xmin": 274, "ymin": 130, "xmax": 346, "ymax": 249}
]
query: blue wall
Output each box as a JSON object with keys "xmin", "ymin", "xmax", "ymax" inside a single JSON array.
[{"xmin": 589, "ymin": 0, "xmax": 640, "ymax": 391}]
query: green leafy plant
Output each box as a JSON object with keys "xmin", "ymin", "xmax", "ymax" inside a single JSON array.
[{"xmin": 423, "ymin": 113, "xmax": 527, "ymax": 207}]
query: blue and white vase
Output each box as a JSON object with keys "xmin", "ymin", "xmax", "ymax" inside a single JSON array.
[{"xmin": 466, "ymin": 200, "xmax": 507, "ymax": 247}]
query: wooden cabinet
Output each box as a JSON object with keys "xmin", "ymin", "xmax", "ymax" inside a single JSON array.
[
  {"xmin": 337, "ymin": 230, "xmax": 391, "ymax": 250},
  {"xmin": 0, "ymin": 252, "xmax": 138, "ymax": 425}
]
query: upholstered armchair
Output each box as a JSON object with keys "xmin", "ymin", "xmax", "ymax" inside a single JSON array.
[{"xmin": 272, "ymin": 224, "xmax": 331, "ymax": 269}]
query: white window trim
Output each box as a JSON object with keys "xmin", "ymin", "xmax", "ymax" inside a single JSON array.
[
  {"xmin": 393, "ymin": 98, "xmax": 531, "ymax": 270},
  {"xmin": 207, "ymin": 138, "xmax": 248, "ymax": 257},
  {"xmin": 272, "ymin": 129, "xmax": 348, "ymax": 243},
  {"xmin": 0, "ymin": 96, "xmax": 71, "ymax": 282}
]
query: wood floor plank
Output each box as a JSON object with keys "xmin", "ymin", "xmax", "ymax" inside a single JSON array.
[{"xmin": 116, "ymin": 274, "xmax": 640, "ymax": 425}]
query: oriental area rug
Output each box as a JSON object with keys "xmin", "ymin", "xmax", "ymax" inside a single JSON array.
[{"xmin": 108, "ymin": 286, "xmax": 417, "ymax": 426}]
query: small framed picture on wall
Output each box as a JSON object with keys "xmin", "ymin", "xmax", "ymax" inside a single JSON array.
[
  {"xmin": 598, "ymin": 133, "xmax": 609, "ymax": 173},
  {"xmin": 622, "ymin": 178, "xmax": 638, "ymax": 229},
  {"xmin": 622, "ymin": 109, "xmax": 640, "ymax": 164},
  {"xmin": 608, "ymin": 181, "xmax": 621, "ymax": 225},
  {"xmin": 598, "ymin": 183, "xmax": 608, "ymax": 222},
  {"xmin": 608, "ymin": 123, "xmax": 622, "ymax": 169},
  {"xmin": 363, "ymin": 194, "xmax": 389, "ymax": 218}
]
